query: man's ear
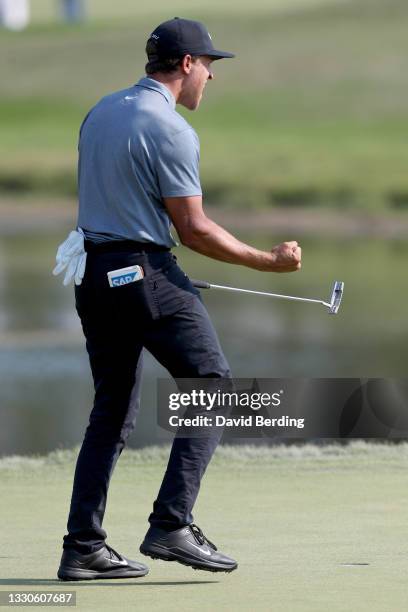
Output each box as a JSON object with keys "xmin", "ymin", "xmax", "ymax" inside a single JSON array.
[{"xmin": 180, "ymin": 54, "xmax": 193, "ymax": 74}]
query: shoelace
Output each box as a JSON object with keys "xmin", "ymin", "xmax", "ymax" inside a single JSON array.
[{"xmin": 190, "ymin": 524, "xmax": 217, "ymax": 551}]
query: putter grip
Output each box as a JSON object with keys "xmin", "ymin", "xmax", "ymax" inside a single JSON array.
[{"xmin": 191, "ymin": 279, "xmax": 211, "ymax": 289}]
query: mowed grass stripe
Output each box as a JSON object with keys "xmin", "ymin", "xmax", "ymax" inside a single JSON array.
[
  {"xmin": 30, "ymin": 0, "xmax": 354, "ymax": 23},
  {"xmin": 1, "ymin": 0, "xmax": 407, "ymax": 207}
]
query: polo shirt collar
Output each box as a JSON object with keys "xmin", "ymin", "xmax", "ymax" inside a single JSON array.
[{"xmin": 136, "ymin": 77, "xmax": 176, "ymax": 109}]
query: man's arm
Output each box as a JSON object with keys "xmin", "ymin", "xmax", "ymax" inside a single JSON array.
[{"xmin": 163, "ymin": 195, "xmax": 301, "ymax": 273}]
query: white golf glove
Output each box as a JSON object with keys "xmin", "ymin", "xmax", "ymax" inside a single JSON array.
[{"xmin": 52, "ymin": 227, "xmax": 87, "ymax": 286}]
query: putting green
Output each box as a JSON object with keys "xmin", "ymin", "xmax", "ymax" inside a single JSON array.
[{"xmin": 1, "ymin": 442, "xmax": 408, "ymax": 611}]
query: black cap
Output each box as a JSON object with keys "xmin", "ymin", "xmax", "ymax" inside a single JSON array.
[{"xmin": 146, "ymin": 17, "xmax": 235, "ymax": 61}]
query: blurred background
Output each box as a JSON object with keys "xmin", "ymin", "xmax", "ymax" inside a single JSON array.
[{"xmin": 0, "ymin": 0, "xmax": 407, "ymax": 455}]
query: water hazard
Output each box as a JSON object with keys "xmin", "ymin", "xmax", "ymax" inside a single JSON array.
[{"xmin": 1, "ymin": 226, "xmax": 407, "ymax": 454}]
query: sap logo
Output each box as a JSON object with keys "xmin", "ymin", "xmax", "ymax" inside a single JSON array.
[
  {"xmin": 108, "ymin": 264, "xmax": 144, "ymax": 287},
  {"xmin": 112, "ymin": 274, "xmax": 137, "ymax": 287}
]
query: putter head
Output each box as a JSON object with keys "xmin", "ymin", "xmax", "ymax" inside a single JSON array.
[{"xmin": 328, "ymin": 281, "xmax": 344, "ymax": 314}]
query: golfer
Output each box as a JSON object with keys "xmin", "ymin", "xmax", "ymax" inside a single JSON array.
[{"xmin": 56, "ymin": 17, "xmax": 301, "ymax": 580}]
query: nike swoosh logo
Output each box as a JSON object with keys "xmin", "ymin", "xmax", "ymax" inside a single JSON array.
[
  {"xmin": 74, "ymin": 556, "xmax": 128, "ymax": 567},
  {"xmin": 187, "ymin": 542, "xmax": 212, "ymax": 556}
]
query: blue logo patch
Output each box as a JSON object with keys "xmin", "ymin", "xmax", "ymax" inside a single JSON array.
[
  {"xmin": 107, "ymin": 265, "xmax": 144, "ymax": 288},
  {"xmin": 112, "ymin": 273, "xmax": 137, "ymax": 287}
]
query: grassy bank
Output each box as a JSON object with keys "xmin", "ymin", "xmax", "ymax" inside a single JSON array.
[
  {"xmin": 1, "ymin": 442, "xmax": 408, "ymax": 611},
  {"xmin": 1, "ymin": 0, "xmax": 407, "ymax": 209}
]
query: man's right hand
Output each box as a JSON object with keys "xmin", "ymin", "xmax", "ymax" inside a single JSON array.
[
  {"xmin": 163, "ymin": 195, "xmax": 303, "ymax": 273},
  {"xmin": 269, "ymin": 241, "xmax": 302, "ymax": 273}
]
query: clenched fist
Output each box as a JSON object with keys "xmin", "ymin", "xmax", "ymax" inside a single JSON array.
[{"xmin": 269, "ymin": 241, "xmax": 302, "ymax": 273}]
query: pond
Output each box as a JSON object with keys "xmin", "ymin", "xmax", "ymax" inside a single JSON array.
[{"xmin": 0, "ymin": 223, "xmax": 407, "ymax": 455}]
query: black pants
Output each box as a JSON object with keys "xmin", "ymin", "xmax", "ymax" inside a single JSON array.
[{"xmin": 63, "ymin": 247, "xmax": 231, "ymax": 553}]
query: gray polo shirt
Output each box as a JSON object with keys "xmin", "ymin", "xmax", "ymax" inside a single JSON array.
[{"xmin": 77, "ymin": 77, "xmax": 202, "ymax": 247}]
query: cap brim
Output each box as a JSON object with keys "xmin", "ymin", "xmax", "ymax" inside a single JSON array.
[{"xmin": 207, "ymin": 50, "xmax": 235, "ymax": 59}]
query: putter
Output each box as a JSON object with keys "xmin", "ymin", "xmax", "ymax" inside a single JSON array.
[{"xmin": 191, "ymin": 279, "xmax": 344, "ymax": 315}]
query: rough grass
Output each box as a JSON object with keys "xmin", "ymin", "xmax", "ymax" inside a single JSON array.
[
  {"xmin": 1, "ymin": 440, "xmax": 408, "ymax": 470},
  {"xmin": 1, "ymin": 0, "xmax": 407, "ymax": 208},
  {"xmin": 1, "ymin": 442, "xmax": 408, "ymax": 611}
]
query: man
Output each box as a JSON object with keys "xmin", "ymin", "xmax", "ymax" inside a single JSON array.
[
  {"xmin": 60, "ymin": 0, "xmax": 86, "ymax": 23},
  {"xmin": 56, "ymin": 17, "xmax": 301, "ymax": 581},
  {"xmin": 0, "ymin": 0, "xmax": 30, "ymax": 31}
]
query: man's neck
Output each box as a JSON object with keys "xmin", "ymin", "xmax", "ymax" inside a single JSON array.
[{"xmin": 148, "ymin": 74, "xmax": 182, "ymax": 104}]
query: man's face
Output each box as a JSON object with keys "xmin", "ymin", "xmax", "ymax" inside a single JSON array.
[{"xmin": 180, "ymin": 56, "xmax": 214, "ymax": 111}]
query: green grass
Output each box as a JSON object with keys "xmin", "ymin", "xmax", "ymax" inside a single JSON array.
[
  {"xmin": 1, "ymin": 0, "xmax": 408, "ymax": 208},
  {"xmin": 30, "ymin": 0, "xmax": 354, "ymax": 22},
  {"xmin": 1, "ymin": 443, "xmax": 408, "ymax": 611}
]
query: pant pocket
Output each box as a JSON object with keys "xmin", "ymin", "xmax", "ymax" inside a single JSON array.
[{"xmin": 149, "ymin": 262, "xmax": 199, "ymax": 318}]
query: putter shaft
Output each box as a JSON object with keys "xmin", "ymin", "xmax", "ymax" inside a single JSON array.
[
  {"xmin": 209, "ymin": 284, "xmax": 331, "ymax": 307},
  {"xmin": 191, "ymin": 280, "xmax": 331, "ymax": 308}
]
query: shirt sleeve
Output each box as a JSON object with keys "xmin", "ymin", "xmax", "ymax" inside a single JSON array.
[
  {"xmin": 77, "ymin": 109, "xmax": 93, "ymax": 151},
  {"xmin": 156, "ymin": 128, "xmax": 202, "ymax": 198}
]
